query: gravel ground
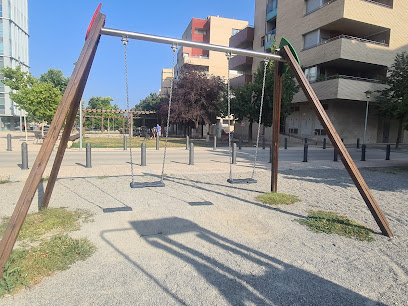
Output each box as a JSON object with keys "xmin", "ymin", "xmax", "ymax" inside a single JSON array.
[{"xmin": 0, "ymin": 160, "xmax": 407, "ymax": 305}]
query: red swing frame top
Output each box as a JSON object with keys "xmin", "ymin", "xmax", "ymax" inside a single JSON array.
[{"xmin": 85, "ymin": 3, "xmax": 102, "ymax": 40}]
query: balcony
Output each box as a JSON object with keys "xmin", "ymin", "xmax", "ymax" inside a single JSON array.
[
  {"xmin": 305, "ymin": 0, "xmax": 338, "ymax": 16},
  {"xmin": 361, "ymin": 0, "xmax": 393, "ymax": 8},
  {"xmin": 264, "ymin": 29, "xmax": 276, "ymax": 51},
  {"xmin": 292, "ymin": 77, "xmax": 387, "ymax": 103},
  {"xmin": 229, "ymin": 55, "xmax": 253, "ymax": 71},
  {"xmin": 229, "ymin": 26, "xmax": 254, "ymax": 49},
  {"xmin": 266, "ymin": 1, "xmax": 278, "ymax": 21},
  {"xmin": 230, "ymin": 74, "xmax": 252, "ymax": 89}
]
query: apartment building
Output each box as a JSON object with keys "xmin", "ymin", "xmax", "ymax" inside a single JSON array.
[
  {"xmin": 233, "ymin": 0, "xmax": 408, "ymax": 144},
  {"xmin": 0, "ymin": 0, "xmax": 29, "ymax": 131},
  {"xmin": 160, "ymin": 68, "xmax": 173, "ymax": 96}
]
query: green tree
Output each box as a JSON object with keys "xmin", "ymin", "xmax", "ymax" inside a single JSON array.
[
  {"xmin": 2, "ymin": 66, "xmax": 35, "ymax": 91},
  {"xmin": 39, "ymin": 68, "xmax": 70, "ymax": 94},
  {"xmin": 377, "ymin": 52, "xmax": 408, "ymax": 146},
  {"xmin": 134, "ymin": 92, "xmax": 161, "ymax": 111},
  {"xmin": 85, "ymin": 96, "xmax": 120, "ymax": 131}
]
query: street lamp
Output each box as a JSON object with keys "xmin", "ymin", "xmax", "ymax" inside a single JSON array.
[{"xmin": 363, "ymin": 90, "xmax": 372, "ymax": 145}]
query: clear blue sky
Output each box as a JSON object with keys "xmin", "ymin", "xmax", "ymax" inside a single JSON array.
[{"xmin": 28, "ymin": 1, "xmax": 254, "ymax": 110}]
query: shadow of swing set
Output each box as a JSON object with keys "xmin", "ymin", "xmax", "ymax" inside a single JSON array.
[{"xmin": 0, "ymin": 4, "xmax": 393, "ymax": 278}]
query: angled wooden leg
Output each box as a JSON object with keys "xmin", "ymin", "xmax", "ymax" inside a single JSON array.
[
  {"xmin": 0, "ymin": 13, "xmax": 106, "ymax": 279},
  {"xmin": 281, "ymin": 45, "xmax": 393, "ymax": 237}
]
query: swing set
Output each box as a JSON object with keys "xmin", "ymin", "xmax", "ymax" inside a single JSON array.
[{"xmin": 0, "ymin": 4, "xmax": 393, "ymax": 278}]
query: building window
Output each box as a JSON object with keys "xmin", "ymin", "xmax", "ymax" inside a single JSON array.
[
  {"xmin": 289, "ymin": 128, "xmax": 299, "ymax": 134},
  {"xmin": 183, "ymin": 53, "xmax": 189, "ymax": 58},
  {"xmin": 194, "ymin": 28, "xmax": 207, "ymax": 35},
  {"xmin": 314, "ymin": 129, "xmax": 326, "ymax": 136},
  {"xmin": 303, "ymin": 30, "xmax": 319, "ymax": 50},
  {"xmin": 261, "ymin": 36, "xmax": 265, "ymax": 47},
  {"xmin": 305, "ymin": 66, "xmax": 318, "ymax": 82},
  {"xmin": 232, "ymin": 28, "xmax": 240, "ymax": 36}
]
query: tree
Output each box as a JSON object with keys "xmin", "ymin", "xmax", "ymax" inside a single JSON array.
[
  {"xmin": 85, "ymin": 96, "xmax": 120, "ymax": 130},
  {"xmin": 230, "ymin": 59, "xmax": 299, "ymax": 140},
  {"xmin": 377, "ymin": 52, "xmax": 408, "ymax": 146},
  {"xmin": 39, "ymin": 68, "xmax": 70, "ymax": 94},
  {"xmin": 159, "ymin": 66, "xmax": 225, "ymax": 134},
  {"xmin": 2, "ymin": 66, "xmax": 63, "ymax": 123},
  {"xmin": 134, "ymin": 92, "xmax": 161, "ymax": 111}
]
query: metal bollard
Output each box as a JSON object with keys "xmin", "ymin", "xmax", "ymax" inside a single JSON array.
[
  {"xmin": 333, "ymin": 148, "xmax": 338, "ymax": 162},
  {"xmin": 189, "ymin": 142, "xmax": 194, "ymax": 165},
  {"xmin": 86, "ymin": 143, "xmax": 92, "ymax": 168},
  {"xmin": 262, "ymin": 137, "xmax": 266, "ymax": 150},
  {"xmin": 357, "ymin": 138, "xmax": 360, "ymax": 149},
  {"xmin": 239, "ymin": 136, "xmax": 242, "ymax": 150},
  {"xmin": 269, "ymin": 145, "xmax": 272, "ymax": 163},
  {"xmin": 7, "ymin": 134, "xmax": 12, "ymax": 151},
  {"xmin": 361, "ymin": 144, "xmax": 366, "ymax": 161},
  {"xmin": 385, "ymin": 144, "xmax": 390, "ymax": 161},
  {"xmin": 232, "ymin": 143, "xmax": 237, "ymax": 164},
  {"xmin": 206, "ymin": 134, "xmax": 210, "ymax": 142},
  {"xmin": 123, "ymin": 135, "xmax": 127, "ymax": 150},
  {"xmin": 284, "ymin": 137, "xmax": 288, "ymax": 150},
  {"xmin": 156, "ymin": 134, "xmax": 160, "ymax": 150},
  {"xmin": 141, "ymin": 143, "xmax": 146, "ymax": 166},
  {"xmin": 21, "ymin": 142, "xmax": 28, "ymax": 170},
  {"xmin": 186, "ymin": 136, "xmax": 189, "ymax": 150},
  {"xmin": 303, "ymin": 143, "xmax": 308, "ymax": 162},
  {"xmin": 323, "ymin": 138, "xmax": 326, "ymax": 149},
  {"xmin": 213, "ymin": 136, "xmax": 217, "ymax": 150},
  {"xmin": 304, "ymin": 138, "xmax": 308, "ymax": 144}
]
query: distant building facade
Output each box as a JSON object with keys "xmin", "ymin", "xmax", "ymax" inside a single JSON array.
[{"xmin": 0, "ymin": 0, "xmax": 29, "ymax": 131}]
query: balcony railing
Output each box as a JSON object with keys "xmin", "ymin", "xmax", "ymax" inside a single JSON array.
[
  {"xmin": 266, "ymin": 1, "xmax": 278, "ymax": 21},
  {"xmin": 303, "ymin": 34, "xmax": 389, "ymax": 51},
  {"xmin": 361, "ymin": 0, "xmax": 393, "ymax": 9},
  {"xmin": 305, "ymin": 0, "xmax": 338, "ymax": 16},
  {"xmin": 311, "ymin": 74, "xmax": 385, "ymax": 84},
  {"xmin": 265, "ymin": 29, "xmax": 276, "ymax": 50}
]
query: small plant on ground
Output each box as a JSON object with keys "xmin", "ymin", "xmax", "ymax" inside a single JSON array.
[
  {"xmin": 297, "ymin": 210, "xmax": 374, "ymax": 242},
  {"xmin": 0, "ymin": 177, "xmax": 12, "ymax": 184},
  {"xmin": 97, "ymin": 176, "xmax": 109, "ymax": 180},
  {"xmin": 256, "ymin": 192, "xmax": 300, "ymax": 205},
  {"xmin": 40, "ymin": 176, "xmax": 49, "ymax": 182}
]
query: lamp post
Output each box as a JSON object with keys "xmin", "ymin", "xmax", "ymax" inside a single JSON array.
[{"xmin": 363, "ymin": 90, "xmax": 372, "ymax": 145}]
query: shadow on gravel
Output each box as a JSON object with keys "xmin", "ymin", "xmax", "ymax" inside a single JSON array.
[{"xmin": 101, "ymin": 218, "xmax": 382, "ymax": 305}]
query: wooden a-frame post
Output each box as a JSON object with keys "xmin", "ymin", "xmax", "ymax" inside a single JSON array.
[
  {"xmin": 270, "ymin": 45, "xmax": 392, "ymax": 237},
  {"xmin": 0, "ymin": 12, "xmax": 106, "ymax": 278}
]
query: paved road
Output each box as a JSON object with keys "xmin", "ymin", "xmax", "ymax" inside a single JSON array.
[{"xmin": 0, "ymin": 146, "xmax": 407, "ymax": 169}]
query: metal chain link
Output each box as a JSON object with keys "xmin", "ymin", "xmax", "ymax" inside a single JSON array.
[
  {"xmin": 160, "ymin": 45, "xmax": 177, "ymax": 182},
  {"xmin": 251, "ymin": 59, "xmax": 269, "ymax": 180},
  {"xmin": 226, "ymin": 52, "xmax": 233, "ymax": 181},
  {"xmin": 122, "ymin": 37, "xmax": 134, "ymax": 183}
]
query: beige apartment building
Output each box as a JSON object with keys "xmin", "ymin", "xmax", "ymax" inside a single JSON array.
[
  {"xmin": 233, "ymin": 0, "xmax": 408, "ymax": 144},
  {"xmin": 160, "ymin": 68, "xmax": 173, "ymax": 96}
]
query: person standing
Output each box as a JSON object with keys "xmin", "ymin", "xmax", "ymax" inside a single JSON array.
[{"xmin": 156, "ymin": 124, "xmax": 161, "ymax": 137}]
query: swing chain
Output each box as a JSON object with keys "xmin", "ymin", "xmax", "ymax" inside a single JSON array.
[
  {"xmin": 251, "ymin": 58, "xmax": 269, "ymax": 179},
  {"xmin": 122, "ymin": 36, "xmax": 134, "ymax": 183},
  {"xmin": 226, "ymin": 52, "xmax": 233, "ymax": 181},
  {"xmin": 160, "ymin": 44, "xmax": 178, "ymax": 182}
]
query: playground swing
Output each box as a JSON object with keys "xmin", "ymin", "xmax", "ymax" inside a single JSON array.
[
  {"xmin": 226, "ymin": 53, "xmax": 269, "ymax": 184},
  {"xmin": 121, "ymin": 38, "xmax": 177, "ymax": 188}
]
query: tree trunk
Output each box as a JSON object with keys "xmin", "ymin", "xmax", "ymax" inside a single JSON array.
[
  {"xmin": 396, "ymin": 118, "xmax": 403, "ymax": 149},
  {"xmin": 248, "ymin": 121, "xmax": 253, "ymax": 143}
]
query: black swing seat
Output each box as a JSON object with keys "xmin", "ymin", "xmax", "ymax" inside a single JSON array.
[
  {"xmin": 227, "ymin": 178, "xmax": 257, "ymax": 184},
  {"xmin": 130, "ymin": 181, "xmax": 165, "ymax": 188}
]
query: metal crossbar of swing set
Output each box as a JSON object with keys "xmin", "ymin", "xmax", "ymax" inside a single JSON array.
[{"xmin": 100, "ymin": 27, "xmax": 285, "ymax": 62}]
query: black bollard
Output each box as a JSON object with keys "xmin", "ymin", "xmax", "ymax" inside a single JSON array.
[
  {"xmin": 123, "ymin": 135, "xmax": 127, "ymax": 150},
  {"xmin": 141, "ymin": 143, "xmax": 146, "ymax": 166},
  {"xmin": 232, "ymin": 143, "xmax": 237, "ymax": 164},
  {"xmin": 262, "ymin": 137, "xmax": 266, "ymax": 150},
  {"xmin": 21, "ymin": 142, "xmax": 28, "ymax": 169},
  {"xmin": 269, "ymin": 145, "xmax": 272, "ymax": 163},
  {"xmin": 284, "ymin": 137, "xmax": 288, "ymax": 150},
  {"xmin": 304, "ymin": 138, "xmax": 308, "ymax": 144},
  {"xmin": 186, "ymin": 136, "xmax": 189, "ymax": 150},
  {"xmin": 333, "ymin": 148, "xmax": 338, "ymax": 162},
  {"xmin": 323, "ymin": 138, "xmax": 326, "ymax": 149},
  {"xmin": 303, "ymin": 143, "xmax": 308, "ymax": 162},
  {"xmin": 86, "ymin": 143, "xmax": 92, "ymax": 168},
  {"xmin": 213, "ymin": 136, "xmax": 217, "ymax": 150},
  {"xmin": 361, "ymin": 144, "xmax": 366, "ymax": 161},
  {"xmin": 239, "ymin": 136, "xmax": 242, "ymax": 150},
  {"xmin": 357, "ymin": 138, "xmax": 360, "ymax": 149},
  {"xmin": 156, "ymin": 134, "xmax": 160, "ymax": 150},
  {"xmin": 7, "ymin": 134, "xmax": 12, "ymax": 151},
  {"xmin": 385, "ymin": 144, "xmax": 390, "ymax": 161},
  {"xmin": 189, "ymin": 143, "xmax": 194, "ymax": 165}
]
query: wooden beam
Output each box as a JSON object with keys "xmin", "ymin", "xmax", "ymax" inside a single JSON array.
[
  {"xmin": 271, "ymin": 61, "xmax": 284, "ymax": 192},
  {"xmin": 0, "ymin": 13, "xmax": 106, "ymax": 278},
  {"xmin": 281, "ymin": 45, "xmax": 393, "ymax": 237}
]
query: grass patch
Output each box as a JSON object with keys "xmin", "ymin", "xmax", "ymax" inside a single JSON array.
[
  {"xmin": 40, "ymin": 176, "xmax": 49, "ymax": 182},
  {"xmin": 0, "ymin": 178, "xmax": 12, "ymax": 184},
  {"xmin": 97, "ymin": 176, "xmax": 109, "ymax": 180},
  {"xmin": 256, "ymin": 192, "xmax": 300, "ymax": 205},
  {"xmin": 297, "ymin": 210, "xmax": 374, "ymax": 242},
  {"xmin": 0, "ymin": 234, "xmax": 95, "ymax": 297},
  {"xmin": 365, "ymin": 166, "xmax": 408, "ymax": 174},
  {"xmin": 0, "ymin": 208, "xmax": 93, "ymax": 242}
]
